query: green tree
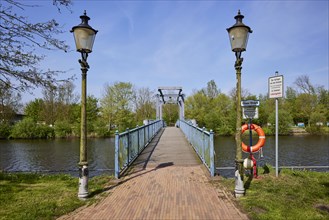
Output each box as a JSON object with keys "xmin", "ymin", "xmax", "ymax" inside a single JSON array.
[
  {"xmin": 294, "ymin": 93, "xmax": 317, "ymax": 126},
  {"xmin": 268, "ymin": 109, "xmax": 293, "ymax": 135},
  {"xmin": 24, "ymin": 98, "xmax": 44, "ymax": 122},
  {"xmin": 317, "ymin": 87, "xmax": 329, "ymax": 121},
  {"xmin": 41, "ymin": 87, "xmax": 57, "ymax": 125},
  {"xmin": 133, "ymin": 87, "xmax": 155, "ymax": 124},
  {"xmin": 56, "ymin": 81, "xmax": 79, "ymax": 122},
  {"xmin": 213, "ymin": 93, "xmax": 235, "ymax": 135},
  {"xmin": 185, "ymin": 81, "xmax": 235, "ymax": 135},
  {"xmin": 162, "ymin": 104, "xmax": 179, "ymax": 126},
  {"xmin": 100, "ymin": 82, "xmax": 135, "ymax": 132},
  {"xmin": 86, "ymin": 95, "xmax": 99, "ymax": 132},
  {"xmin": 185, "ymin": 90, "xmax": 208, "ymax": 127},
  {"xmin": 284, "ymin": 86, "xmax": 298, "ymax": 124}
]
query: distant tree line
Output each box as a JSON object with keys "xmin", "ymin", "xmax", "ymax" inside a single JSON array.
[
  {"xmin": 0, "ymin": 81, "xmax": 158, "ymax": 138},
  {"xmin": 0, "ymin": 75, "xmax": 328, "ymax": 139},
  {"xmin": 185, "ymin": 76, "xmax": 328, "ymax": 135}
]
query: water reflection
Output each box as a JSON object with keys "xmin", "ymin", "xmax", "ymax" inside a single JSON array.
[
  {"xmin": 0, "ymin": 138, "xmax": 114, "ymax": 177},
  {"xmin": 215, "ymin": 135, "xmax": 329, "ymax": 177},
  {"xmin": 0, "ymin": 135, "xmax": 328, "ymax": 177}
]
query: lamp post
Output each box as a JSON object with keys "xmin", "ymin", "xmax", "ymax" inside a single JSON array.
[
  {"xmin": 71, "ymin": 10, "xmax": 98, "ymax": 199},
  {"xmin": 227, "ymin": 10, "xmax": 252, "ymax": 198}
]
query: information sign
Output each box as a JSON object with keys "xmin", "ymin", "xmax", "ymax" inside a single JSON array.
[
  {"xmin": 269, "ymin": 75, "xmax": 284, "ymax": 98},
  {"xmin": 241, "ymin": 100, "xmax": 260, "ymax": 107},
  {"xmin": 243, "ymin": 107, "xmax": 259, "ymax": 119}
]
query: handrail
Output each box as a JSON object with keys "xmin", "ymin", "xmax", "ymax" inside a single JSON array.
[
  {"xmin": 178, "ymin": 120, "xmax": 215, "ymax": 176},
  {"xmin": 115, "ymin": 120, "xmax": 164, "ymax": 178}
]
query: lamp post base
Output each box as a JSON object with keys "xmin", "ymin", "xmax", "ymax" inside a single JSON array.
[
  {"xmin": 234, "ymin": 169, "xmax": 245, "ymax": 198},
  {"xmin": 78, "ymin": 165, "xmax": 89, "ymax": 199}
]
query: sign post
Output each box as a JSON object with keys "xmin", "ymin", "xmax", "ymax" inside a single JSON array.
[
  {"xmin": 269, "ymin": 72, "xmax": 283, "ymax": 177},
  {"xmin": 241, "ymin": 100, "xmax": 260, "ymax": 178}
]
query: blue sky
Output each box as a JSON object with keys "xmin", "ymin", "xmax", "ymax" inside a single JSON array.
[{"xmin": 13, "ymin": 0, "xmax": 329, "ymax": 103}]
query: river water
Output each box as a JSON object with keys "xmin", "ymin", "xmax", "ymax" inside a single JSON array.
[{"xmin": 0, "ymin": 135, "xmax": 328, "ymax": 177}]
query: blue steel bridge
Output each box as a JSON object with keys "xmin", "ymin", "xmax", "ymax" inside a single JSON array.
[{"xmin": 115, "ymin": 86, "xmax": 215, "ymax": 179}]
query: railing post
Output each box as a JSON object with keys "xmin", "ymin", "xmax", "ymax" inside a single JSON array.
[
  {"xmin": 126, "ymin": 128, "xmax": 130, "ymax": 164},
  {"xmin": 144, "ymin": 126, "xmax": 147, "ymax": 146},
  {"xmin": 114, "ymin": 130, "xmax": 119, "ymax": 179},
  {"xmin": 137, "ymin": 125, "xmax": 140, "ymax": 154},
  {"xmin": 202, "ymin": 127, "xmax": 205, "ymax": 162},
  {"xmin": 210, "ymin": 130, "xmax": 215, "ymax": 177},
  {"xmin": 148, "ymin": 124, "xmax": 150, "ymax": 141}
]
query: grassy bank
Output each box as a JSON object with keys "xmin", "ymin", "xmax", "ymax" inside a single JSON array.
[
  {"xmin": 0, "ymin": 172, "xmax": 114, "ymax": 220},
  {"xmin": 218, "ymin": 167, "xmax": 329, "ymax": 219}
]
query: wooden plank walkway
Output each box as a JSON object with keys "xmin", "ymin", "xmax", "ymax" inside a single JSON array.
[{"xmin": 59, "ymin": 127, "xmax": 248, "ymax": 220}]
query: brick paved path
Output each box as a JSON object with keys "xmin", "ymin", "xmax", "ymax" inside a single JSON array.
[{"xmin": 59, "ymin": 127, "xmax": 248, "ymax": 220}]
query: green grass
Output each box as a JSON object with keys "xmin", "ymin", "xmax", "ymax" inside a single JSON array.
[
  {"xmin": 0, "ymin": 172, "xmax": 114, "ymax": 220},
  {"xmin": 219, "ymin": 167, "xmax": 329, "ymax": 220}
]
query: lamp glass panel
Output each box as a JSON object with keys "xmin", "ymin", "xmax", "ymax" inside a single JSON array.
[
  {"xmin": 73, "ymin": 27, "xmax": 96, "ymax": 53},
  {"xmin": 228, "ymin": 27, "xmax": 249, "ymax": 52}
]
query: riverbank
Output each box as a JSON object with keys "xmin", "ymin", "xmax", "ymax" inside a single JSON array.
[
  {"xmin": 0, "ymin": 172, "xmax": 115, "ymax": 219},
  {"xmin": 216, "ymin": 167, "xmax": 329, "ymax": 219}
]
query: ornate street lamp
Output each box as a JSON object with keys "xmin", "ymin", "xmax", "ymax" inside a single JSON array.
[
  {"xmin": 71, "ymin": 10, "xmax": 98, "ymax": 199},
  {"xmin": 227, "ymin": 10, "xmax": 252, "ymax": 198}
]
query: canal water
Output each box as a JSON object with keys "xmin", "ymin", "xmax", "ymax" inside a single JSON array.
[{"xmin": 0, "ymin": 135, "xmax": 328, "ymax": 177}]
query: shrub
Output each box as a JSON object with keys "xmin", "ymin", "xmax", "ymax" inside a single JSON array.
[
  {"xmin": 0, "ymin": 122, "xmax": 12, "ymax": 139},
  {"xmin": 305, "ymin": 126, "xmax": 325, "ymax": 135},
  {"xmin": 262, "ymin": 127, "xmax": 273, "ymax": 136},
  {"xmin": 217, "ymin": 124, "xmax": 234, "ymax": 136},
  {"xmin": 93, "ymin": 119, "xmax": 111, "ymax": 137},
  {"xmin": 54, "ymin": 121, "xmax": 72, "ymax": 138},
  {"xmin": 268, "ymin": 109, "xmax": 293, "ymax": 135},
  {"xmin": 10, "ymin": 118, "xmax": 54, "ymax": 139}
]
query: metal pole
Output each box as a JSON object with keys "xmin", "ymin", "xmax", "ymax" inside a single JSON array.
[
  {"xmin": 275, "ymin": 70, "xmax": 279, "ymax": 178},
  {"xmin": 78, "ymin": 55, "xmax": 89, "ymax": 199},
  {"xmin": 234, "ymin": 55, "xmax": 245, "ymax": 198},
  {"xmin": 115, "ymin": 130, "xmax": 119, "ymax": 178},
  {"xmin": 156, "ymin": 96, "xmax": 158, "ymax": 120},
  {"xmin": 209, "ymin": 130, "xmax": 215, "ymax": 177},
  {"xmin": 249, "ymin": 118, "xmax": 252, "ymax": 148},
  {"xmin": 126, "ymin": 128, "xmax": 130, "ymax": 164},
  {"xmin": 182, "ymin": 100, "xmax": 185, "ymax": 120},
  {"xmin": 275, "ymin": 98, "xmax": 279, "ymax": 177}
]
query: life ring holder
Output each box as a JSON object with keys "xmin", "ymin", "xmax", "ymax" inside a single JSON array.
[{"xmin": 241, "ymin": 124, "xmax": 265, "ymax": 153}]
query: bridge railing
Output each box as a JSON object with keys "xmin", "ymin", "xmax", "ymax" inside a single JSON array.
[
  {"xmin": 115, "ymin": 120, "xmax": 164, "ymax": 178},
  {"xmin": 178, "ymin": 120, "xmax": 215, "ymax": 176}
]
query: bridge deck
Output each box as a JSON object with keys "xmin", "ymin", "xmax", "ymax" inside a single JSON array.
[
  {"xmin": 60, "ymin": 127, "xmax": 248, "ymax": 220},
  {"xmin": 132, "ymin": 126, "xmax": 200, "ymax": 170}
]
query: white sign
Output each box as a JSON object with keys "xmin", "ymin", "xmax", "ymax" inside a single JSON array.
[
  {"xmin": 242, "ymin": 107, "xmax": 259, "ymax": 119},
  {"xmin": 269, "ymin": 75, "xmax": 284, "ymax": 98},
  {"xmin": 241, "ymin": 100, "xmax": 260, "ymax": 107}
]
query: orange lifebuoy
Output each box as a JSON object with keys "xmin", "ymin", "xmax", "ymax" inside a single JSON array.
[{"xmin": 241, "ymin": 124, "xmax": 265, "ymax": 153}]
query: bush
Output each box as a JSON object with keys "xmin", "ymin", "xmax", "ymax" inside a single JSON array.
[
  {"xmin": 10, "ymin": 118, "xmax": 54, "ymax": 139},
  {"xmin": 54, "ymin": 121, "xmax": 72, "ymax": 138},
  {"xmin": 305, "ymin": 126, "xmax": 325, "ymax": 135},
  {"xmin": 262, "ymin": 127, "xmax": 273, "ymax": 136},
  {"xmin": 0, "ymin": 123, "xmax": 12, "ymax": 139},
  {"xmin": 217, "ymin": 124, "xmax": 234, "ymax": 136},
  {"xmin": 93, "ymin": 119, "xmax": 111, "ymax": 137},
  {"xmin": 268, "ymin": 109, "xmax": 293, "ymax": 135}
]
